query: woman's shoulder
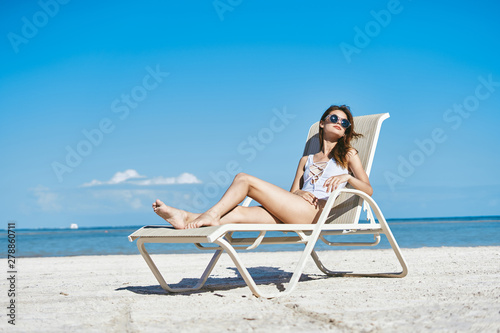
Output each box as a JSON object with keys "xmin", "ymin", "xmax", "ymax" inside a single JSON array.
[
  {"xmin": 346, "ymin": 147, "xmax": 360, "ymax": 165},
  {"xmin": 296, "ymin": 155, "xmax": 309, "ymax": 171},
  {"xmin": 347, "ymin": 147, "xmax": 358, "ymax": 158},
  {"xmin": 299, "ymin": 155, "xmax": 310, "ymax": 163}
]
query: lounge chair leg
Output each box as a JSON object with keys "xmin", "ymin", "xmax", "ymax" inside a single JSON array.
[
  {"xmin": 309, "ymin": 194, "xmax": 409, "ymax": 278},
  {"xmin": 363, "ymin": 196, "xmax": 409, "ymax": 278},
  {"xmin": 215, "ymin": 235, "xmax": 318, "ymax": 298},
  {"xmin": 377, "ymin": 221, "xmax": 408, "ymax": 278},
  {"xmin": 311, "ymin": 245, "xmax": 407, "ymax": 278},
  {"xmin": 214, "ymin": 238, "xmax": 271, "ymax": 297},
  {"xmin": 136, "ymin": 239, "xmax": 223, "ymax": 292},
  {"xmin": 310, "ymin": 250, "xmax": 353, "ymax": 276}
]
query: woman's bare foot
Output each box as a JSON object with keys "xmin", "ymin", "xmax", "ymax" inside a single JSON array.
[
  {"xmin": 152, "ymin": 199, "xmax": 189, "ymax": 229},
  {"xmin": 186, "ymin": 211, "xmax": 221, "ymax": 229}
]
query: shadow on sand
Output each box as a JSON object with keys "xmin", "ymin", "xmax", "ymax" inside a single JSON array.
[{"xmin": 116, "ymin": 266, "xmax": 325, "ymax": 296}]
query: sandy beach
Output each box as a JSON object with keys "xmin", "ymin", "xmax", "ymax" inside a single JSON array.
[{"xmin": 4, "ymin": 246, "xmax": 499, "ymax": 332}]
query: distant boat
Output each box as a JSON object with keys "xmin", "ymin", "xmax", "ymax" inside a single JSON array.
[{"xmin": 70, "ymin": 223, "xmax": 79, "ymax": 229}]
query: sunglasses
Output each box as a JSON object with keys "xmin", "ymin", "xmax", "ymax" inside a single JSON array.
[{"xmin": 325, "ymin": 114, "xmax": 351, "ymax": 128}]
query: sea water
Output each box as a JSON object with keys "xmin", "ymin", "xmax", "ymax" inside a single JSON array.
[{"xmin": 1, "ymin": 216, "xmax": 499, "ymax": 258}]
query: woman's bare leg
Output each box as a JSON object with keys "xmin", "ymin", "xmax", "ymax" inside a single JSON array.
[
  {"xmin": 153, "ymin": 200, "xmax": 279, "ymax": 229},
  {"xmin": 220, "ymin": 206, "xmax": 281, "ymax": 225},
  {"xmin": 186, "ymin": 173, "xmax": 320, "ymax": 228},
  {"xmin": 152, "ymin": 199, "xmax": 200, "ymax": 229}
]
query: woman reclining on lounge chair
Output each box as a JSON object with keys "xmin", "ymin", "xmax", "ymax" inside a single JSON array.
[{"xmin": 153, "ymin": 105, "xmax": 373, "ymax": 229}]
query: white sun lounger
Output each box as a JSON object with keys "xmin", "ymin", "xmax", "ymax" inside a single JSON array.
[{"xmin": 128, "ymin": 113, "xmax": 408, "ymax": 298}]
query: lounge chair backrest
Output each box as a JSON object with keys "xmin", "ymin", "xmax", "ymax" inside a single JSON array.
[{"xmin": 302, "ymin": 113, "xmax": 389, "ymax": 224}]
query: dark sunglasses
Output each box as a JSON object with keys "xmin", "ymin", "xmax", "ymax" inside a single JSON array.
[{"xmin": 325, "ymin": 114, "xmax": 351, "ymax": 128}]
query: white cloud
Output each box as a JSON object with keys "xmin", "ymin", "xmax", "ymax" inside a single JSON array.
[
  {"xmin": 82, "ymin": 169, "xmax": 146, "ymax": 187},
  {"xmin": 82, "ymin": 170, "xmax": 201, "ymax": 187},
  {"xmin": 30, "ymin": 185, "xmax": 62, "ymax": 212},
  {"xmin": 131, "ymin": 172, "xmax": 202, "ymax": 186},
  {"xmin": 177, "ymin": 172, "xmax": 202, "ymax": 184},
  {"xmin": 82, "ymin": 179, "xmax": 102, "ymax": 187},
  {"xmin": 109, "ymin": 169, "xmax": 146, "ymax": 184}
]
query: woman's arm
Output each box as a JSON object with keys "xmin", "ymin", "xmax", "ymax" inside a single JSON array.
[
  {"xmin": 290, "ymin": 155, "xmax": 308, "ymax": 193},
  {"xmin": 290, "ymin": 156, "xmax": 321, "ymax": 207},
  {"xmin": 323, "ymin": 149, "xmax": 373, "ymax": 196},
  {"xmin": 346, "ymin": 150, "xmax": 373, "ymax": 196}
]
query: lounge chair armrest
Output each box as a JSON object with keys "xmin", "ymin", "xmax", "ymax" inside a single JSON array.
[{"xmin": 242, "ymin": 197, "xmax": 253, "ymax": 207}]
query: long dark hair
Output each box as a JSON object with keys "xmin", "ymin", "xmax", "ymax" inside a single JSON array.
[{"xmin": 318, "ymin": 105, "xmax": 362, "ymax": 169}]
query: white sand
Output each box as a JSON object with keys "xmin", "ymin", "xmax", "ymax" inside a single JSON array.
[{"xmin": 3, "ymin": 247, "xmax": 499, "ymax": 332}]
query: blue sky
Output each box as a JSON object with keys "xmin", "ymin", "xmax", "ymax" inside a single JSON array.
[{"xmin": 1, "ymin": 0, "xmax": 499, "ymax": 229}]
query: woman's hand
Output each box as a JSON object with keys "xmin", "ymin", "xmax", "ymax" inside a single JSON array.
[
  {"xmin": 323, "ymin": 174, "xmax": 352, "ymax": 193},
  {"xmin": 293, "ymin": 190, "xmax": 319, "ymax": 207}
]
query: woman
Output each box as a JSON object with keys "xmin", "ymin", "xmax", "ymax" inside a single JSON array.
[{"xmin": 153, "ymin": 105, "xmax": 373, "ymax": 229}]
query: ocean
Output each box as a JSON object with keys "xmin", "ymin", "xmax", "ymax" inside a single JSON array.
[{"xmin": 1, "ymin": 216, "xmax": 499, "ymax": 258}]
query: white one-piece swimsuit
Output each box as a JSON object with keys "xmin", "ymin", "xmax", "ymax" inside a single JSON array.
[{"xmin": 301, "ymin": 154, "xmax": 349, "ymax": 200}]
